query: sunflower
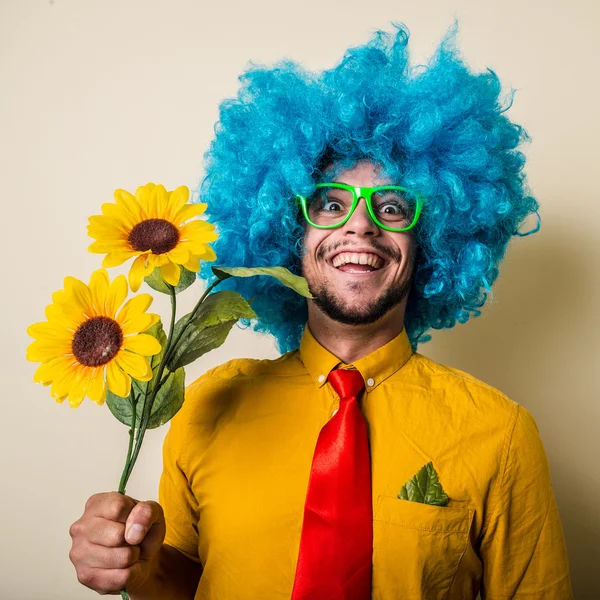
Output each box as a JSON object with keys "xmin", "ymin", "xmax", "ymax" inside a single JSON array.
[
  {"xmin": 26, "ymin": 268, "xmax": 162, "ymax": 408},
  {"xmin": 87, "ymin": 183, "xmax": 218, "ymax": 292}
]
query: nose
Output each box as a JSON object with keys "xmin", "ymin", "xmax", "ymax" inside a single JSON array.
[{"xmin": 340, "ymin": 197, "xmax": 380, "ymax": 237}]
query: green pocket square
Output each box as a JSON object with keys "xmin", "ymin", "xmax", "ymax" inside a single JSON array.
[{"xmin": 398, "ymin": 461, "xmax": 449, "ymax": 506}]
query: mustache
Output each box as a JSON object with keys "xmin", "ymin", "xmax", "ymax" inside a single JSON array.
[{"xmin": 316, "ymin": 238, "xmax": 403, "ymax": 263}]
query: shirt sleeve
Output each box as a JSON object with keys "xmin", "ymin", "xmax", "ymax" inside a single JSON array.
[
  {"xmin": 479, "ymin": 405, "xmax": 573, "ymax": 599},
  {"xmin": 158, "ymin": 399, "xmax": 202, "ymax": 565}
]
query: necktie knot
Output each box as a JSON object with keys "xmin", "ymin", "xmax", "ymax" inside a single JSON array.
[{"xmin": 327, "ymin": 368, "xmax": 365, "ymax": 400}]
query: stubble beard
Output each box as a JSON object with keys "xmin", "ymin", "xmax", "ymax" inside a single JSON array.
[{"xmin": 308, "ymin": 275, "xmax": 413, "ymax": 326}]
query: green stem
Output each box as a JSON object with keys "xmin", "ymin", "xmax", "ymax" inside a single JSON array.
[
  {"xmin": 117, "ymin": 392, "xmax": 137, "ymax": 495},
  {"xmin": 118, "ymin": 394, "xmax": 138, "ymax": 600},
  {"xmin": 121, "ymin": 284, "xmax": 178, "ymax": 487},
  {"xmin": 161, "ymin": 277, "xmax": 222, "ymax": 369}
]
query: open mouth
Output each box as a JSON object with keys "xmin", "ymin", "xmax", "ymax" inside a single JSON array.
[{"xmin": 330, "ymin": 251, "xmax": 385, "ymax": 273}]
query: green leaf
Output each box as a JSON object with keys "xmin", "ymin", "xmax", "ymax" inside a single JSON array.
[
  {"xmin": 144, "ymin": 265, "xmax": 197, "ymax": 295},
  {"xmin": 398, "ymin": 462, "xmax": 449, "ymax": 506},
  {"xmin": 166, "ymin": 290, "xmax": 257, "ymax": 371},
  {"xmin": 211, "ymin": 266, "xmax": 313, "ymax": 299},
  {"xmin": 106, "ymin": 321, "xmax": 186, "ymax": 430}
]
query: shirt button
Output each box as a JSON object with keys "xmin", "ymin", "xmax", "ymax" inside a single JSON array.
[
  {"xmin": 367, "ymin": 378, "xmax": 375, "ymax": 387},
  {"xmin": 318, "ymin": 374, "xmax": 325, "ymax": 383}
]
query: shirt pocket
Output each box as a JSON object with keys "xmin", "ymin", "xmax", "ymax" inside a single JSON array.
[{"xmin": 372, "ymin": 495, "xmax": 475, "ymax": 600}]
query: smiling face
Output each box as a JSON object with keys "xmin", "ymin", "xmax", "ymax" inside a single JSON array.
[{"xmin": 301, "ymin": 159, "xmax": 417, "ymax": 328}]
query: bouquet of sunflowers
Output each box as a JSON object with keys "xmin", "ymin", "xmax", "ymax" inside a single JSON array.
[{"xmin": 26, "ymin": 183, "xmax": 311, "ymax": 599}]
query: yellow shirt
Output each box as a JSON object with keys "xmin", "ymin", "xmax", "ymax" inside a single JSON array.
[{"xmin": 159, "ymin": 326, "xmax": 572, "ymax": 599}]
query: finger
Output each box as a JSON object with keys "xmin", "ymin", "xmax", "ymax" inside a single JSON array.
[
  {"xmin": 75, "ymin": 562, "xmax": 145, "ymax": 595},
  {"xmin": 137, "ymin": 515, "xmax": 166, "ymax": 561},
  {"xmin": 124, "ymin": 500, "xmax": 165, "ymax": 547},
  {"xmin": 85, "ymin": 517, "xmax": 126, "ymax": 548},
  {"xmin": 87, "ymin": 492, "xmax": 138, "ymax": 524},
  {"xmin": 72, "ymin": 539, "xmax": 141, "ymax": 569}
]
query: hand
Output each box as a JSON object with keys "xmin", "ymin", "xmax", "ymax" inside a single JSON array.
[{"xmin": 69, "ymin": 492, "xmax": 166, "ymax": 595}]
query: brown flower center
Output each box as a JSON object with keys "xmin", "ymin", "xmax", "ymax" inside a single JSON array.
[
  {"xmin": 128, "ymin": 219, "xmax": 180, "ymax": 254},
  {"xmin": 71, "ymin": 316, "xmax": 124, "ymax": 367}
]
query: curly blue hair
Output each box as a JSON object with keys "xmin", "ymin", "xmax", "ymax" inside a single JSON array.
[{"xmin": 197, "ymin": 21, "xmax": 540, "ymax": 353}]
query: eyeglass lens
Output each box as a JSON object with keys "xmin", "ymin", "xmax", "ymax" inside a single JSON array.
[{"xmin": 306, "ymin": 186, "xmax": 417, "ymax": 229}]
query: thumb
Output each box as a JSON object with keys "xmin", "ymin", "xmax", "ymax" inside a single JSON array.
[{"xmin": 124, "ymin": 500, "xmax": 166, "ymax": 559}]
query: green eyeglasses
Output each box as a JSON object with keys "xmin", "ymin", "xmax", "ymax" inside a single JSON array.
[{"xmin": 296, "ymin": 183, "xmax": 425, "ymax": 232}]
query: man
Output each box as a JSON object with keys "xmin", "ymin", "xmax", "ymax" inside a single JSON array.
[{"xmin": 69, "ymin": 23, "xmax": 573, "ymax": 598}]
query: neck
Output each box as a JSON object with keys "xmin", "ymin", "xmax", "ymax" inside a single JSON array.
[{"xmin": 307, "ymin": 302, "xmax": 406, "ymax": 364}]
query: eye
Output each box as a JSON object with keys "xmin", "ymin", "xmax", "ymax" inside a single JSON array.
[
  {"xmin": 378, "ymin": 199, "xmax": 410, "ymax": 216},
  {"xmin": 314, "ymin": 190, "xmax": 348, "ymax": 212},
  {"xmin": 372, "ymin": 190, "xmax": 416, "ymax": 223},
  {"xmin": 380, "ymin": 202, "xmax": 403, "ymax": 215},
  {"xmin": 322, "ymin": 200, "xmax": 343, "ymax": 212}
]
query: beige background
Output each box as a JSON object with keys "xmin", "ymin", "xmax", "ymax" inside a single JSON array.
[{"xmin": 1, "ymin": 0, "xmax": 598, "ymax": 598}]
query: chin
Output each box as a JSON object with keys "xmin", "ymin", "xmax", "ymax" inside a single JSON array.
[{"xmin": 310, "ymin": 280, "xmax": 411, "ymax": 326}]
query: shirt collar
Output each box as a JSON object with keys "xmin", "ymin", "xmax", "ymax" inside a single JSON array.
[{"xmin": 299, "ymin": 324, "xmax": 413, "ymax": 392}]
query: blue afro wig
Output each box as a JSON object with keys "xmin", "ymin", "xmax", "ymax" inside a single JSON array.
[{"xmin": 197, "ymin": 22, "xmax": 540, "ymax": 353}]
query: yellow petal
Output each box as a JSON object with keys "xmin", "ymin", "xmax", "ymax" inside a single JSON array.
[
  {"xmin": 160, "ymin": 261, "xmax": 181, "ymax": 287},
  {"xmin": 87, "ymin": 367, "xmax": 107, "ymax": 405},
  {"xmin": 105, "ymin": 274, "xmax": 128, "ymax": 317},
  {"xmin": 88, "ymin": 268, "xmax": 110, "ymax": 316},
  {"xmin": 173, "ymin": 203, "xmax": 207, "ymax": 225},
  {"xmin": 88, "ymin": 215, "xmax": 129, "ymax": 236},
  {"xmin": 27, "ymin": 321, "xmax": 67, "ymax": 340},
  {"xmin": 102, "ymin": 250, "xmax": 139, "ymax": 268},
  {"xmin": 100, "ymin": 203, "xmax": 131, "ymax": 227},
  {"xmin": 128, "ymin": 254, "xmax": 152, "ymax": 293},
  {"xmin": 88, "ymin": 240, "xmax": 130, "ymax": 253},
  {"xmin": 165, "ymin": 244, "xmax": 190, "ymax": 264},
  {"xmin": 114, "ymin": 189, "xmax": 145, "ymax": 224},
  {"xmin": 135, "ymin": 184, "xmax": 155, "ymax": 219},
  {"xmin": 182, "ymin": 238, "xmax": 218, "ymax": 255},
  {"xmin": 121, "ymin": 312, "xmax": 159, "ymax": 335},
  {"xmin": 116, "ymin": 350, "xmax": 152, "ymax": 381},
  {"xmin": 164, "ymin": 186, "xmax": 190, "ymax": 221},
  {"xmin": 152, "ymin": 254, "xmax": 170, "ymax": 267},
  {"xmin": 87, "ymin": 225, "xmax": 126, "ymax": 242},
  {"xmin": 181, "ymin": 236, "xmax": 219, "ymax": 255},
  {"xmin": 183, "ymin": 256, "xmax": 201, "ymax": 273},
  {"xmin": 64, "ymin": 276, "xmax": 95, "ymax": 317},
  {"xmin": 113, "ymin": 188, "xmax": 134, "ymax": 203},
  {"xmin": 99, "ymin": 202, "xmax": 135, "ymax": 229},
  {"xmin": 33, "ymin": 356, "xmax": 76, "ymax": 385},
  {"xmin": 194, "ymin": 246, "xmax": 217, "ymax": 262},
  {"xmin": 123, "ymin": 333, "xmax": 162, "ymax": 356},
  {"xmin": 183, "ymin": 248, "xmax": 219, "ymax": 272},
  {"xmin": 116, "ymin": 294, "xmax": 153, "ymax": 327},
  {"xmin": 106, "ymin": 359, "xmax": 131, "ymax": 398},
  {"xmin": 44, "ymin": 302, "xmax": 86, "ymax": 331},
  {"xmin": 67, "ymin": 366, "xmax": 95, "ymax": 408},
  {"xmin": 179, "ymin": 219, "xmax": 216, "ymax": 238},
  {"xmin": 153, "ymin": 184, "xmax": 169, "ymax": 217},
  {"xmin": 50, "ymin": 364, "xmax": 80, "ymax": 401},
  {"xmin": 26, "ymin": 340, "xmax": 72, "ymax": 362},
  {"xmin": 101, "ymin": 201, "xmax": 137, "ymax": 229},
  {"xmin": 141, "ymin": 186, "xmax": 158, "ymax": 218}
]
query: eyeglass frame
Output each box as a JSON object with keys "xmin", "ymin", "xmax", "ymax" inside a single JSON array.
[{"xmin": 296, "ymin": 183, "xmax": 425, "ymax": 233}]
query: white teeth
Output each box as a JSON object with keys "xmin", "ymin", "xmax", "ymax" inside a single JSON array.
[{"xmin": 331, "ymin": 252, "xmax": 383, "ymax": 269}]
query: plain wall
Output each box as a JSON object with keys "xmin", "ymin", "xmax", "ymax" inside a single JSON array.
[{"xmin": 1, "ymin": 0, "xmax": 598, "ymax": 597}]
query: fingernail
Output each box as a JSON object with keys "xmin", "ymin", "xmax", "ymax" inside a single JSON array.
[{"xmin": 126, "ymin": 524, "xmax": 146, "ymax": 544}]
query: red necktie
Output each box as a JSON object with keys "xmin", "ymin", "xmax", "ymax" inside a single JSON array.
[{"xmin": 291, "ymin": 368, "xmax": 373, "ymax": 600}]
